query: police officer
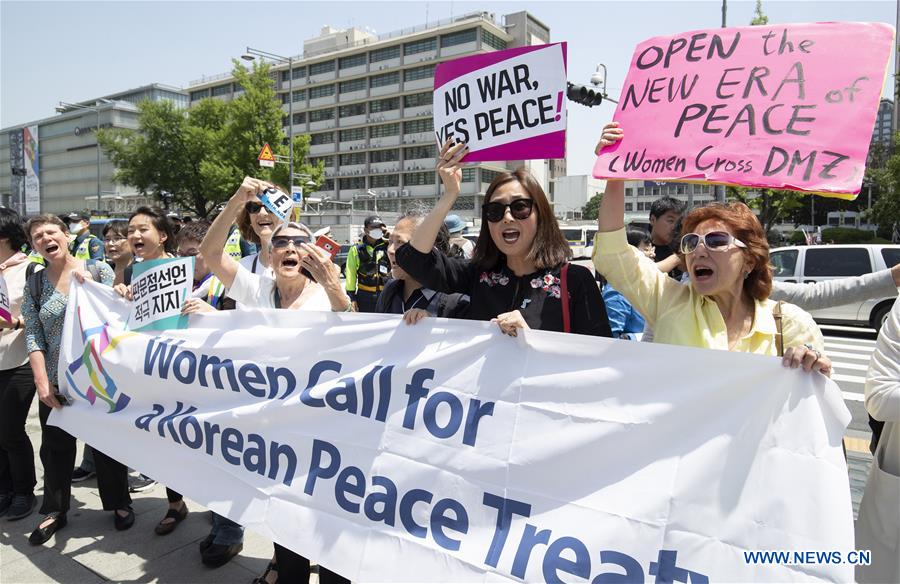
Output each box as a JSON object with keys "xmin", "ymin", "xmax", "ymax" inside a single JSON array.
[
  {"xmin": 66, "ymin": 212, "xmax": 104, "ymax": 261},
  {"xmin": 345, "ymin": 216, "xmax": 390, "ymax": 313}
]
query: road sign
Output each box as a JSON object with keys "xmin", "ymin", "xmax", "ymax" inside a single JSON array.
[{"xmin": 257, "ymin": 143, "xmax": 275, "ymax": 168}]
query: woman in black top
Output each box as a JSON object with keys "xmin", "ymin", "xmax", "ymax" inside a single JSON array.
[{"xmin": 396, "ymin": 140, "xmax": 611, "ymax": 337}]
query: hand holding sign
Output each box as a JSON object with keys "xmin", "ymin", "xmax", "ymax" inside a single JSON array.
[
  {"xmin": 233, "ymin": 176, "xmax": 272, "ymax": 206},
  {"xmin": 436, "ymin": 139, "xmax": 469, "ymax": 197}
]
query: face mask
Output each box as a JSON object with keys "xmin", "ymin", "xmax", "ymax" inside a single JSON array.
[
  {"xmin": 369, "ymin": 228, "xmax": 384, "ymax": 240},
  {"xmin": 69, "ymin": 223, "xmax": 82, "ymax": 233}
]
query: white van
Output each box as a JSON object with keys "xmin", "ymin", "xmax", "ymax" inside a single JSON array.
[{"xmin": 770, "ymin": 244, "xmax": 899, "ymax": 331}]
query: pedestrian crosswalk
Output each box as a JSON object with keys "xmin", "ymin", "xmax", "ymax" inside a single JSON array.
[{"xmin": 824, "ymin": 331, "xmax": 876, "ymax": 398}]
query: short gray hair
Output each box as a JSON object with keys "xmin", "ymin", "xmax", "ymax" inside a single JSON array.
[{"xmin": 269, "ymin": 221, "xmax": 314, "ymax": 250}]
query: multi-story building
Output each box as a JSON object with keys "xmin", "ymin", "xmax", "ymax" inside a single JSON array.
[
  {"xmin": 623, "ymin": 180, "xmax": 715, "ymax": 220},
  {"xmin": 186, "ymin": 10, "xmax": 557, "ymax": 229},
  {"xmin": 872, "ymin": 98, "xmax": 894, "ymax": 146},
  {"xmin": 1, "ymin": 83, "xmax": 187, "ymax": 214}
]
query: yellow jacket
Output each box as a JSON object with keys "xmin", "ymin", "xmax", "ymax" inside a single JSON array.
[{"xmin": 593, "ymin": 228, "xmax": 824, "ymax": 355}]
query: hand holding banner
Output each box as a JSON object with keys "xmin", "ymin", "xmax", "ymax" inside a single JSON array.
[
  {"xmin": 593, "ymin": 22, "xmax": 894, "ymax": 198},
  {"xmin": 128, "ymin": 257, "xmax": 193, "ymax": 331},
  {"xmin": 434, "ymin": 43, "xmax": 567, "ymax": 162}
]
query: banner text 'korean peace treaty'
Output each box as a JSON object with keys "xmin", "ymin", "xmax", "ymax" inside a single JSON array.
[
  {"xmin": 434, "ymin": 43, "xmax": 567, "ymax": 162},
  {"xmin": 56, "ymin": 281, "xmax": 854, "ymax": 582},
  {"xmin": 593, "ymin": 22, "xmax": 894, "ymax": 199}
]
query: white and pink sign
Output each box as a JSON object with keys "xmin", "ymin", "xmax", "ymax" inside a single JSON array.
[
  {"xmin": 594, "ymin": 23, "xmax": 894, "ymax": 198},
  {"xmin": 434, "ymin": 43, "xmax": 567, "ymax": 162}
]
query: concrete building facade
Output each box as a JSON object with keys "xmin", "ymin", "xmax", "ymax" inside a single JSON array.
[
  {"xmin": 1, "ymin": 84, "xmax": 187, "ymax": 215},
  {"xmin": 187, "ymin": 10, "xmax": 558, "ymax": 229}
]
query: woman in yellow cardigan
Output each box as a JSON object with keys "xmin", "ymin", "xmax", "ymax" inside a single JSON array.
[{"xmin": 593, "ymin": 122, "xmax": 830, "ymax": 374}]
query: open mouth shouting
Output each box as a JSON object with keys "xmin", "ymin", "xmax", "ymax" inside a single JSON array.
[
  {"xmin": 692, "ymin": 264, "xmax": 715, "ymax": 283},
  {"xmin": 132, "ymin": 241, "xmax": 145, "ymax": 255},
  {"xmin": 43, "ymin": 242, "xmax": 61, "ymax": 256},
  {"xmin": 280, "ymin": 255, "xmax": 300, "ymax": 269},
  {"xmin": 501, "ymin": 228, "xmax": 520, "ymax": 245}
]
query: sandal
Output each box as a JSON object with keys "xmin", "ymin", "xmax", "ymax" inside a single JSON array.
[
  {"xmin": 154, "ymin": 502, "xmax": 188, "ymax": 535},
  {"xmin": 251, "ymin": 560, "xmax": 278, "ymax": 583}
]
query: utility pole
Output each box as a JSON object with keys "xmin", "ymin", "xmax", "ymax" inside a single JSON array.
[{"xmin": 715, "ymin": 0, "xmax": 728, "ymax": 203}]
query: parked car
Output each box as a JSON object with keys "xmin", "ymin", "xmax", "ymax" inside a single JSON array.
[{"xmin": 770, "ymin": 244, "xmax": 899, "ymax": 331}]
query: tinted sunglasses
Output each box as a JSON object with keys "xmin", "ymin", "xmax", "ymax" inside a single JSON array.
[
  {"xmin": 482, "ymin": 199, "xmax": 534, "ymax": 223},
  {"xmin": 245, "ymin": 201, "xmax": 264, "ymax": 214},
  {"xmin": 679, "ymin": 231, "xmax": 747, "ymax": 254},
  {"xmin": 271, "ymin": 235, "xmax": 311, "ymax": 249}
]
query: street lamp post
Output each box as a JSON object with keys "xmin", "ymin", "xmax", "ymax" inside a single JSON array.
[
  {"xmin": 58, "ymin": 101, "xmax": 102, "ymax": 212},
  {"xmin": 242, "ymin": 47, "xmax": 295, "ymax": 194},
  {"xmin": 365, "ymin": 189, "xmax": 379, "ymax": 214}
]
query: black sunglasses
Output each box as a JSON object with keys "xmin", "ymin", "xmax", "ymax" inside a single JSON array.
[
  {"xmin": 482, "ymin": 199, "xmax": 534, "ymax": 223},
  {"xmin": 271, "ymin": 235, "xmax": 311, "ymax": 249},
  {"xmin": 245, "ymin": 201, "xmax": 264, "ymax": 214}
]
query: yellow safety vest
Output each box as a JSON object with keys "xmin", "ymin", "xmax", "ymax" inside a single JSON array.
[{"xmin": 225, "ymin": 228, "xmax": 243, "ymax": 261}]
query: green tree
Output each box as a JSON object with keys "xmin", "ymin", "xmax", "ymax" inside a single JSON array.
[
  {"xmin": 867, "ymin": 148, "xmax": 900, "ymax": 235},
  {"xmin": 581, "ymin": 192, "xmax": 603, "ymax": 220},
  {"xmin": 750, "ymin": 0, "xmax": 768, "ymax": 26},
  {"xmin": 99, "ymin": 60, "xmax": 323, "ymax": 217}
]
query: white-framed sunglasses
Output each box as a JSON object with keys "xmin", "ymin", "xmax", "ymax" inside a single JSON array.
[{"xmin": 679, "ymin": 231, "xmax": 747, "ymax": 254}]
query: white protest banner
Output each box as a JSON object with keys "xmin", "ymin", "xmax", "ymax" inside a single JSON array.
[
  {"xmin": 128, "ymin": 257, "xmax": 193, "ymax": 331},
  {"xmin": 57, "ymin": 280, "xmax": 855, "ymax": 583},
  {"xmin": 0, "ymin": 272, "xmax": 10, "ymax": 322},
  {"xmin": 434, "ymin": 43, "xmax": 567, "ymax": 162},
  {"xmin": 258, "ymin": 187, "xmax": 293, "ymax": 221}
]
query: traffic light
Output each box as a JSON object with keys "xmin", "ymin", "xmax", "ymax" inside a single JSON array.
[{"xmin": 566, "ymin": 82, "xmax": 605, "ymax": 107}]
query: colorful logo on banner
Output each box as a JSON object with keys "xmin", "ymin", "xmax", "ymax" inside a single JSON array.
[
  {"xmin": 593, "ymin": 22, "xmax": 895, "ymax": 198},
  {"xmin": 65, "ymin": 306, "xmax": 135, "ymax": 413}
]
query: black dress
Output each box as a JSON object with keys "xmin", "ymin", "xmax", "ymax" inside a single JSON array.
[{"xmin": 395, "ymin": 244, "xmax": 612, "ymax": 337}]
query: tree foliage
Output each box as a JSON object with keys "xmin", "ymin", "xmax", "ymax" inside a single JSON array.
[
  {"xmin": 98, "ymin": 60, "xmax": 323, "ymax": 217},
  {"xmin": 581, "ymin": 193, "xmax": 603, "ymax": 220},
  {"xmin": 867, "ymin": 146, "xmax": 900, "ymax": 235}
]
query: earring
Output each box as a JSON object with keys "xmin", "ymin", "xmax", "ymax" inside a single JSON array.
[{"xmin": 744, "ymin": 271, "xmax": 750, "ymax": 279}]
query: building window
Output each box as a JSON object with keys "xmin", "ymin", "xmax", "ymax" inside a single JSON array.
[
  {"xmin": 370, "ymin": 45, "xmax": 400, "ymax": 62},
  {"xmin": 403, "ymin": 92, "xmax": 432, "ymax": 108},
  {"xmin": 370, "ymin": 97, "xmax": 399, "ymax": 112},
  {"xmin": 309, "ymin": 85, "xmax": 335, "ymax": 99},
  {"xmin": 281, "ymin": 70, "xmax": 291, "ymax": 82},
  {"xmin": 481, "ymin": 169, "xmax": 504, "ymax": 184},
  {"xmin": 282, "ymin": 114, "xmax": 290, "ymax": 127},
  {"xmin": 403, "ymin": 64, "xmax": 435, "ymax": 82},
  {"xmin": 190, "ymin": 89, "xmax": 210, "ymax": 100},
  {"xmin": 310, "ymin": 132, "xmax": 335, "ymax": 145},
  {"xmin": 211, "ymin": 84, "xmax": 230, "ymax": 97},
  {"xmin": 339, "ymin": 177, "xmax": 366, "ymax": 190},
  {"xmin": 292, "ymin": 67, "xmax": 307, "ymax": 80},
  {"xmin": 292, "ymin": 90, "xmax": 306, "ymax": 103},
  {"xmin": 482, "ymin": 30, "xmax": 508, "ymax": 51},
  {"xmin": 339, "ymin": 53, "xmax": 367, "ymax": 69},
  {"xmin": 461, "ymin": 168, "xmax": 476, "ymax": 183},
  {"xmin": 404, "ymin": 37, "xmax": 437, "ymax": 55},
  {"xmin": 370, "ymin": 123, "xmax": 400, "ymax": 138},
  {"xmin": 404, "ymin": 171, "xmax": 435, "ymax": 186},
  {"xmin": 292, "ymin": 112, "xmax": 306, "ymax": 125},
  {"xmin": 309, "ymin": 156, "xmax": 334, "ymax": 168},
  {"xmin": 370, "ymin": 72, "xmax": 399, "ymax": 88},
  {"xmin": 441, "ymin": 29, "xmax": 476, "ymax": 48},
  {"xmin": 340, "ymin": 152, "xmax": 366, "ymax": 166},
  {"xmin": 310, "ymin": 61, "xmax": 335, "ymax": 75},
  {"xmin": 403, "ymin": 118, "xmax": 433, "ymax": 134},
  {"xmin": 370, "ymin": 149, "xmax": 399, "ymax": 163},
  {"xmin": 339, "ymin": 128, "xmax": 366, "ymax": 142},
  {"xmin": 321, "ymin": 179, "xmax": 335, "ymax": 191},
  {"xmin": 309, "ymin": 108, "xmax": 334, "ymax": 122},
  {"xmin": 339, "ymin": 78, "xmax": 367, "ymax": 94},
  {"xmin": 624, "ymin": 203, "xmax": 633, "ymax": 211},
  {"xmin": 339, "ymin": 103, "xmax": 366, "ymax": 118},
  {"xmin": 404, "ymin": 145, "xmax": 435, "ymax": 160},
  {"xmin": 371, "ymin": 174, "xmax": 399, "ymax": 188}
]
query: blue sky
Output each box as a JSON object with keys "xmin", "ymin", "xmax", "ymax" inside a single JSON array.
[{"xmin": 1, "ymin": 1, "xmax": 895, "ymax": 177}]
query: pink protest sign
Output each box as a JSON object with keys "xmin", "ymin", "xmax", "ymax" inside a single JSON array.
[
  {"xmin": 593, "ymin": 22, "xmax": 894, "ymax": 199},
  {"xmin": 434, "ymin": 43, "xmax": 567, "ymax": 162}
]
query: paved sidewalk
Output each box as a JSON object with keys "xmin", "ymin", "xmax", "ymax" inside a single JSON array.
[{"xmin": 0, "ymin": 399, "xmax": 280, "ymax": 583}]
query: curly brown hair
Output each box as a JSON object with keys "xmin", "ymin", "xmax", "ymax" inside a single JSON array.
[
  {"xmin": 471, "ymin": 168, "xmax": 572, "ymax": 271},
  {"xmin": 679, "ymin": 202, "xmax": 772, "ymax": 300}
]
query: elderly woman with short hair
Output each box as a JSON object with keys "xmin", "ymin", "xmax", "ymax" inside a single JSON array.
[{"xmin": 594, "ymin": 122, "xmax": 829, "ymax": 373}]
